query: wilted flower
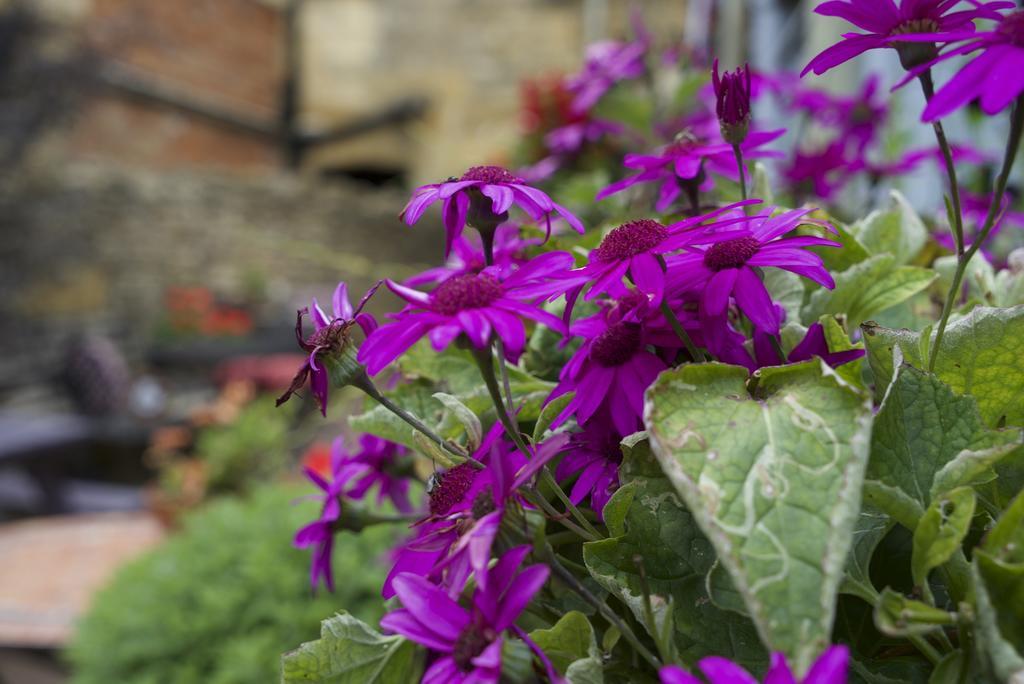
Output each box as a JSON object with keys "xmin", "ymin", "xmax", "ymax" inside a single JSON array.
[
  {"xmin": 381, "ymin": 546, "xmax": 549, "ymax": 684},
  {"xmin": 400, "ymin": 165, "xmax": 584, "ymax": 258},
  {"xmin": 712, "ymin": 60, "xmax": 752, "ymax": 144},
  {"xmin": 276, "ymin": 281, "xmax": 379, "ymax": 417}
]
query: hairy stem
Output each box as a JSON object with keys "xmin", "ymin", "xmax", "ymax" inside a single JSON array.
[
  {"xmin": 732, "ymin": 143, "xmax": 747, "ymax": 201},
  {"xmin": 354, "ymin": 373, "xmax": 480, "ymax": 467},
  {"xmin": 929, "ymin": 94, "xmax": 1024, "ymax": 371},
  {"xmin": 544, "ymin": 546, "xmax": 662, "ymax": 671}
]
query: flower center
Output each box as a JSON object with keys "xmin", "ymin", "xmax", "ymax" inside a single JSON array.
[
  {"xmin": 306, "ymin": 319, "xmax": 347, "ymax": 350},
  {"xmin": 591, "ymin": 321, "xmax": 642, "ymax": 367},
  {"xmin": 428, "ymin": 463, "xmax": 477, "ymax": 516},
  {"xmin": 891, "ymin": 18, "xmax": 939, "ymax": 36},
  {"xmin": 998, "ymin": 11, "xmax": 1024, "ymax": 46},
  {"xmin": 703, "ymin": 236, "xmax": 760, "ymax": 271},
  {"xmin": 592, "ymin": 219, "xmax": 668, "ymax": 262},
  {"xmin": 453, "ymin": 626, "xmax": 493, "ymax": 671},
  {"xmin": 471, "ymin": 490, "xmax": 496, "ymax": 519},
  {"xmin": 460, "ymin": 165, "xmax": 523, "ymax": 184},
  {"xmin": 431, "ymin": 274, "xmax": 503, "ymax": 315}
]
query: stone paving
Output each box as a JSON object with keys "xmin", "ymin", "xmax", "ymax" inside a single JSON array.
[{"xmin": 0, "ymin": 512, "xmax": 165, "ymax": 648}]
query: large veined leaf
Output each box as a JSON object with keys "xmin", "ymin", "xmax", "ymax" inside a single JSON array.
[
  {"xmin": 281, "ymin": 612, "xmax": 422, "ymax": 683},
  {"xmin": 840, "ymin": 505, "xmax": 893, "ymax": 604},
  {"xmin": 802, "ymin": 254, "xmax": 936, "ymax": 329},
  {"xmin": 862, "ymin": 305, "xmax": 1024, "ymax": 427},
  {"xmin": 867, "ymin": 362, "xmax": 1023, "ymax": 509},
  {"xmin": 644, "ymin": 361, "xmax": 872, "ymax": 676},
  {"xmin": 582, "ymin": 439, "xmax": 766, "ymax": 672}
]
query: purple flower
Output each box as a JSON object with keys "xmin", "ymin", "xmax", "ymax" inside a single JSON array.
[
  {"xmin": 754, "ymin": 322, "xmax": 866, "ymax": 369},
  {"xmin": 556, "ymin": 421, "xmax": 622, "ymax": 519},
  {"xmin": 400, "ymin": 165, "xmax": 584, "ymax": 257},
  {"xmin": 918, "ymin": 9, "xmax": 1024, "ymax": 120},
  {"xmin": 276, "ymin": 281, "xmax": 379, "ymax": 417},
  {"xmin": 548, "ymin": 294, "xmax": 671, "ymax": 436},
  {"xmin": 790, "ymin": 76, "xmax": 886, "ymax": 154},
  {"xmin": 384, "ymin": 427, "xmax": 564, "ymax": 598},
  {"xmin": 783, "ymin": 143, "xmax": 860, "ymax": 201},
  {"xmin": 358, "ymin": 253, "xmax": 572, "ymax": 375},
  {"xmin": 567, "ymin": 39, "xmax": 648, "ymax": 114},
  {"xmin": 801, "ymin": 0, "xmax": 1010, "ymax": 76},
  {"xmin": 381, "ymin": 546, "xmax": 549, "ymax": 684},
  {"xmin": 712, "ymin": 60, "xmax": 752, "ymax": 144},
  {"xmin": 596, "ymin": 127, "xmax": 785, "ymax": 212},
  {"xmin": 545, "ymin": 118, "xmax": 626, "ymax": 155},
  {"xmin": 659, "ymin": 644, "xmax": 849, "ymax": 684},
  {"xmin": 293, "ymin": 437, "xmax": 370, "ymax": 591},
  {"xmin": 666, "ymin": 206, "xmax": 839, "ymax": 335},
  {"xmin": 520, "ymin": 202, "xmax": 759, "ymax": 311},
  {"xmin": 332, "ymin": 434, "xmax": 414, "ymax": 514}
]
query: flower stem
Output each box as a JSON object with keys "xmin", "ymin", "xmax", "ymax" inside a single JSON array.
[
  {"xmin": 543, "ymin": 545, "xmax": 662, "ymax": 671},
  {"xmin": 919, "ymin": 72, "xmax": 965, "ymax": 259},
  {"xmin": 634, "ymin": 555, "xmax": 673, "ymax": 664},
  {"xmin": 477, "ymin": 223, "xmax": 515, "ymax": 411},
  {"xmin": 769, "ymin": 334, "xmax": 787, "ymax": 365},
  {"xmin": 470, "ymin": 346, "xmax": 603, "ymax": 540},
  {"xmin": 928, "ymin": 94, "xmax": 1024, "ymax": 372},
  {"xmin": 659, "ymin": 300, "xmax": 705, "ymax": 363},
  {"xmin": 353, "ymin": 372, "xmax": 481, "ymax": 468},
  {"xmin": 732, "ymin": 143, "xmax": 747, "ymax": 201}
]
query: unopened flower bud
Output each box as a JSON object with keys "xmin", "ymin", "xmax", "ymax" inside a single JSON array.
[{"xmin": 712, "ymin": 59, "xmax": 751, "ymax": 145}]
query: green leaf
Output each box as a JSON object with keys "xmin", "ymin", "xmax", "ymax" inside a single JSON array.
[
  {"xmin": 841, "ymin": 505, "xmax": 893, "ymax": 603},
  {"xmin": 974, "ymin": 489, "xmax": 1024, "ymax": 665},
  {"xmin": 861, "ymin": 305, "xmax": 1024, "ymax": 427},
  {"xmin": 432, "ymin": 393, "xmax": 482, "ymax": 450},
  {"xmin": 763, "ymin": 267, "xmax": 805, "ymax": 328},
  {"xmin": 281, "ymin": 612, "xmax": 422, "ymax": 683},
  {"xmin": 867, "ymin": 362, "xmax": 1023, "ymax": 509},
  {"xmin": 911, "ymin": 487, "xmax": 976, "ymax": 591},
  {"xmin": 811, "ymin": 219, "xmax": 871, "ymax": 274},
  {"xmin": 533, "ymin": 392, "xmax": 574, "ymax": 443},
  {"xmin": 582, "ymin": 440, "xmax": 766, "ymax": 671},
  {"xmin": 751, "ymin": 162, "xmax": 774, "ymax": 205},
  {"xmin": 971, "ymin": 558, "xmax": 1024, "ymax": 682},
  {"xmin": 820, "ymin": 314, "xmax": 866, "ymax": 388},
  {"xmin": 849, "ymin": 190, "xmax": 927, "ymax": 266},
  {"xmin": 530, "ymin": 611, "xmax": 603, "ymax": 684},
  {"xmin": 928, "ymin": 650, "xmax": 966, "ymax": 684},
  {"xmin": 644, "ymin": 361, "xmax": 872, "ymax": 675},
  {"xmin": 803, "ymin": 254, "xmax": 937, "ymax": 329},
  {"xmin": 349, "ymin": 382, "xmax": 442, "ymax": 450},
  {"xmin": 934, "ymin": 254, "xmax": 996, "ymax": 306}
]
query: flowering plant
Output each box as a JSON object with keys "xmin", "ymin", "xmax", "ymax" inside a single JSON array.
[{"xmin": 280, "ymin": 6, "xmax": 1024, "ymax": 683}]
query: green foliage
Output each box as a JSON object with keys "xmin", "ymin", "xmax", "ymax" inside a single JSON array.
[
  {"xmin": 582, "ymin": 439, "xmax": 766, "ymax": 672},
  {"xmin": 281, "ymin": 612, "xmax": 422, "ymax": 683},
  {"xmin": 195, "ymin": 398, "xmax": 295, "ymax": 494},
  {"xmin": 848, "ymin": 190, "xmax": 927, "ymax": 267},
  {"xmin": 68, "ymin": 486, "xmax": 393, "ymax": 684},
  {"xmin": 862, "ymin": 306, "xmax": 1024, "ymax": 427},
  {"xmin": 802, "ymin": 254, "xmax": 937, "ymax": 329},
  {"xmin": 644, "ymin": 361, "xmax": 873, "ymax": 676},
  {"xmin": 530, "ymin": 611, "xmax": 604, "ymax": 684}
]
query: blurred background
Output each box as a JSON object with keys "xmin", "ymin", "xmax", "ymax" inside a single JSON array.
[{"xmin": 0, "ymin": 0, "xmax": 1005, "ymax": 682}]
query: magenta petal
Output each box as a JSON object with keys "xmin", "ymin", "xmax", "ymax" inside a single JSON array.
[
  {"xmin": 480, "ymin": 184, "xmax": 515, "ymax": 214},
  {"xmin": 659, "ymin": 665, "xmax": 704, "ymax": 684},
  {"xmin": 402, "ymin": 186, "xmax": 441, "ymax": 225},
  {"xmin": 763, "ymin": 652, "xmax": 798, "ymax": 684},
  {"xmin": 422, "ymin": 658, "xmax": 461, "ymax": 684},
  {"xmin": 703, "ymin": 269, "xmax": 739, "ymax": 318},
  {"xmin": 734, "ymin": 267, "xmax": 779, "ymax": 334},
  {"xmin": 801, "ymin": 34, "xmax": 885, "ymax": 77},
  {"xmin": 803, "ymin": 645, "xmax": 849, "ymax": 684},
  {"xmin": 697, "ymin": 656, "xmax": 759, "ymax": 684},
  {"xmin": 923, "ymin": 48, "xmax": 1001, "ymax": 121},
  {"xmin": 494, "ymin": 564, "xmax": 550, "ymax": 631},
  {"xmin": 390, "ymin": 574, "xmax": 470, "ymax": 639},
  {"xmin": 380, "ymin": 609, "xmax": 456, "ymax": 653}
]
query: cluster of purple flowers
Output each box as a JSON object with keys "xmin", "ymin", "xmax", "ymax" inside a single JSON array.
[{"xmin": 276, "ymin": 3, "xmax": 1024, "ymax": 681}]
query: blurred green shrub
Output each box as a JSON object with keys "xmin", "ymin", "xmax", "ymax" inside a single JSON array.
[
  {"xmin": 195, "ymin": 398, "xmax": 294, "ymax": 494},
  {"xmin": 68, "ymin": 485, "xmax": 393, "ymax": 684}
]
